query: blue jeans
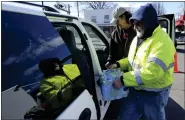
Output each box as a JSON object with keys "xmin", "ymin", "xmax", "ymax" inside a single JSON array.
[{"xmin": 118, "ymin": 86, "xmax": 171, "ymax": 120}]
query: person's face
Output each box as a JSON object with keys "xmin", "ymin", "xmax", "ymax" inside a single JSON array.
[
  {"xmin": 53, "ymin": 63, "xmax": 60, "ymax": 71},
  {"xmin": 118, "ymin": 16, "xmax": 130, "ymax": 29},
  {"xmin": 133, "ymin": 20, "xmax": 145, "ymax": 38}
]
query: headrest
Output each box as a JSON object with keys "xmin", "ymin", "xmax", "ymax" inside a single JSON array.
[{"xmin": 58, "ymin": 29, "xmax": 77, "ymax": 53}]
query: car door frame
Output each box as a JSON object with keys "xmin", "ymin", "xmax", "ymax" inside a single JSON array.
[
  {"xmin": 158, "ymin": 14, "xmax": 175, "ymax": 44},
  {"xmin": 49, "ymin": 17, "xmax": 112, "ymax": 119},
  {"xmin": 71, "ymin": 20, "xmax": 111, "ymax": 120},
  {"xmin": 76, "ymin": 20, "xmax": 112, "ymax": 120},
  {"xmin": 46, "ymin": 19, "xmax": 104, "ymax": 119}
]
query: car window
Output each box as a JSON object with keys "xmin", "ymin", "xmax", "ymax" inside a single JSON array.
[
  {"xmin": 2, "ymin": 11, "xmax": 70, "ymax": 91},
  {"xmin": 159, "ymin": 20, "xmax": 168, "ymax": 33},
  {"xmin": 82, "ymin": 23, "xmax": 107, "ymax": 50},
  {"xmin": 55, "ymin": 24, "xmax": 84, "ymax": 50},
  {"xmin": 66, "ymin": 26, "xmax": 84, "ymax": 50}
]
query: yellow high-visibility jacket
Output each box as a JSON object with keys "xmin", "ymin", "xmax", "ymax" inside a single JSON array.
[
  {"xmin": 40, "ymin": 64, "xmax": 81, "ymax": 107},
  {"xmin": 117, "ymin": 25, "xmax": 176, "ymax": 91}
]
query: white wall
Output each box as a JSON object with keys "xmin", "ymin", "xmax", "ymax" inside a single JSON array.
[
  {"xmin": 84, "ymin": 7, "xmax": 131, "ymax": 24},
  {"xmin": 84, "ymin": 9, "xmax": 114, "ymax": 24}
]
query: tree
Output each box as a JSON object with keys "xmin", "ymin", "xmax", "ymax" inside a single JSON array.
[
  {"xmin": 78, "ymin": 1, "xmax": 118, "ymax": 10},
  {"xmin": 179, "ymin": 3, "xmax": 185, "ymax": 15},
  {"xmin": 54, "ymin": 1, "xmax": 71, "ymax": 14},
  {"xmin": 174, "ymin": 3, "xmax": 184, "ymax": 20},
  {"xmin": 151, "ymin": 2, "xmax": 165, "ymax": 15}
]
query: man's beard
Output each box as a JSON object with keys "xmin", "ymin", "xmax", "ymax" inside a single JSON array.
[{"xmin": 136, "ymin": 28, "xmax": 145, "ymax": 38}]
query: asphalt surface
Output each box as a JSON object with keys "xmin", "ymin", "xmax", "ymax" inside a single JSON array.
[{"xmin": 104, "ymin": 44, "xmax": 185, "ymax": 120}]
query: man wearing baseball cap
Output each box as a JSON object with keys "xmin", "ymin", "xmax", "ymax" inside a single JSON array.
[{"xmin": 105, "ymin": 7, "xmax": 136, "ymax": 69}]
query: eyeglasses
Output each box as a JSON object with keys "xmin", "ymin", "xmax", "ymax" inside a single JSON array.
[{"xmin": 133, "ymin": 20, "xmax": 141, "ymax": 26}]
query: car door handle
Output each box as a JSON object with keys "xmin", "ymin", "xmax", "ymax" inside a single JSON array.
[{"xmin": 78, "ymin": 108, "xmax": 91, "ymax": 120}]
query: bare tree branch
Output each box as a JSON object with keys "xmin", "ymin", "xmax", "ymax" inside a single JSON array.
[
  {"xmin": 54, "ymin": 2, "xmax": 71, "ymax": 14},
  {"xmin": 79, "ymin": 1, "xmax": 117, "ymax": 10},
  {"xmin": 152, "ymin": 2, "xmax": 165, "ymax": 15}
]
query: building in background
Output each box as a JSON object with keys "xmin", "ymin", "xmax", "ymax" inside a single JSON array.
[{"xmin": 84, "ymin": 7, "xmax": 131, "ymax": 38}]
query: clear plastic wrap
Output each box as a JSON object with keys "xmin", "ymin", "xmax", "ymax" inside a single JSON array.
[{"xmin": 100, "ymin": 68, "xmax": 129, "ymax": 101}]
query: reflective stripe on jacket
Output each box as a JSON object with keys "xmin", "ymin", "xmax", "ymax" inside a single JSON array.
[{"xmin": 118, "ymin": 25, "xmax": 176, "ymax": 91}]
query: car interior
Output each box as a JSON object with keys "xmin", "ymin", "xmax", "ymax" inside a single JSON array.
[{"xmin": 82, "ymin": 23, "xmax": 110, "ymax": 70}]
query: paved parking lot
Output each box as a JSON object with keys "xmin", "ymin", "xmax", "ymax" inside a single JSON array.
[
  {"xmin": 104, "ymin": 44, "xmax": 185, "ymax": 120},
  {"xmin": 166, "ymin": 44, "xmax": 185, "ymax": 120}
]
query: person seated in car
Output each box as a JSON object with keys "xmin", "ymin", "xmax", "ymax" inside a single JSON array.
[{"xmin": 39, "ymin": 58, "xmax": 82, "ymax": 108}]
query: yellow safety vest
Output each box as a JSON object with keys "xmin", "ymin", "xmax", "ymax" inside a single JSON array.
[{"xmin": 118, "ymin": 25, "xmax": 176, "ymax": 91}]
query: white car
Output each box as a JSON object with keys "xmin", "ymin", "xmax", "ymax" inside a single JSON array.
[{"xmin": 1, "ymin": 2, "xmax": 175, "ymax": 120}]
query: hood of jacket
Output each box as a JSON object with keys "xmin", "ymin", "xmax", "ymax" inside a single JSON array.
[{"xmin": 130, "ymin": 3, "xmax": 159, "ymax": 39}]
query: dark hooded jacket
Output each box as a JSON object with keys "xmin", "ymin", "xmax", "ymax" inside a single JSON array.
[
  {"xmin": 107, "ymin": 25, "xmax": 136, "ymax": 64},
  {"xmin": 130, "ymin": 3, "xmax": 159, "ymax": 42}
]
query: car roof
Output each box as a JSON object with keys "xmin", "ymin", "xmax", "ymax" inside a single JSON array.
[{"xmin": 2, "ymin": 2, "xmax": 84, "ymax": 21}]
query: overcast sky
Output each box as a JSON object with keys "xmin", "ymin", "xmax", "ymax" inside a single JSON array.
[{"xmin": 23, "ymin": 1, "xmax": 185, "ymax": 20}]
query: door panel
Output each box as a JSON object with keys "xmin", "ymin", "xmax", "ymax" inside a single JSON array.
[
  {"xmin": 94, "ymin": 76, "xmax": 110, "ymax": 120},
  {"xmin": 56, "ymin": 90, "xmax": 97, "ymax": 119}
]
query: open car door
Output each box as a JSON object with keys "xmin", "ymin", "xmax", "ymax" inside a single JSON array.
[
  {"xmin": 158, "ymin": 14, "xmax": 176, "ymax": 46},
  {"xmin": 2, "ymin": 2, "xmax": 97, "ymax": 120}
]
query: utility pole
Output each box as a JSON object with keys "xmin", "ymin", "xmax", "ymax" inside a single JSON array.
[
  {"xmin": 54, "ymin": 2, "xmax": 71, "ymax": 15},
  {"xmin": 77, "ymin": 1, "xmax": 79, "ymax": 17},
  {"xmin": 41, "ymin": 1, "xmax": 44, "ymax": 10},
  {"xmin": 68, "ymin": 4, "xmax": 71, "ymax": 15}
]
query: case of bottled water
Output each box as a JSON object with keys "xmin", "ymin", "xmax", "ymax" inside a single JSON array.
[{"xmin": 100, "ymin": 68, "xmax": 129, "ymax": 101}]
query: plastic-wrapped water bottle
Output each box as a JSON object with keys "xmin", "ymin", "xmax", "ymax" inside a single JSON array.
[
  {"xmin": 100, "ymin": 68, "xmax": 129, "ymax": 101},
  {"xmin": 111, "ymin": 68, "xmax": 129, "ymax": 99}
]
